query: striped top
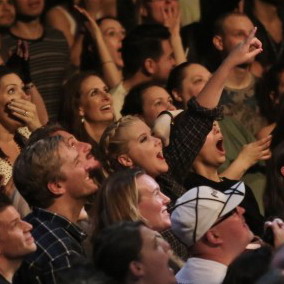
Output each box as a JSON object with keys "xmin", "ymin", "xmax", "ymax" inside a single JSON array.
[{"xmin": 1, "ymin": 28, "xmax": 71, "ymax": 121}]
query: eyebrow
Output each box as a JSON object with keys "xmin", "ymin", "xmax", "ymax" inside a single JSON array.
[
  {"xmin": 151, "ymin": 187, "xmax": 160, "ymax": 193},
  {"xmin": 5, "ymin": 84, "xmax": 17, "ymax": 88},
  {"xmin": 9, "ymin": 217, "xmax": 20, "ymax": 227}
]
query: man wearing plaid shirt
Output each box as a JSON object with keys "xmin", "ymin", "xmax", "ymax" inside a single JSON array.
[{"xmin": 12, "ymin": 132, "xmax": 101, "ymax": 284}]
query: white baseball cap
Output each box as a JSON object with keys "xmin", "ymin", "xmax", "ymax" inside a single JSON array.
[{"xmin": 171, "ymin": 181, "xmax": 245, "ymax": 247}]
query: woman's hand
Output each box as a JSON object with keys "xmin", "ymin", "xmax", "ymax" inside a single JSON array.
[
  {"xmin": 74, "ymin": 5, "xmax": 101, "ymax": 39},
  {"xmin": 7, "ymin": 98, "xmax": 41, "ymax": 131},
  {"xmin": 238, "ymin": 135, "xmax": 272, "ymax": 170}
]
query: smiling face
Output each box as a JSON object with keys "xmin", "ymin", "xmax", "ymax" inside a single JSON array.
[
  {"xmin": 193, "ymin": 121, "xmax": 226, "ymax": 169},
  {"xmin": 99, "ymin": 18, "xmax": 125, "ymax": 68},
  {"xmin": 57, "ymin": 140, "xmax": 100, "ymax": 199},
  {"xmin": 79, "ymin": 75, "xmax": 114, "ymax": 123},
  {"xmin": 0, "ymin": 206, "xmax": 36, "ymax": 260},
  {"xmin": 119, "ymin": 119, "xmax": 168, "ymax": 177},
  {"xmin": 138, "ymin": 225, "xmax": 176, "ymax": 284},
  {"xmin": 137, "ymin": 174, "xmax": 171, "ymax": 231},
  {"xmin": 142, "ymin": 86, "xmax": 176, "ymax": 127},
  {"xmin": 0, "ymin": 0, "xmax": 15, "ymax": 27},
  {"xmin": 54, "ymin": 130, "xmax": 102, "ymax": 188},
  {"xmin": 0, "ymin": 73, "xmax": 28, "ymax": 131}
]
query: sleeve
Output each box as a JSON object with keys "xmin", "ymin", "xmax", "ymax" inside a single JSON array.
[{"xmin": 164, "ymin": 97, "xmax": 223, "ymax": 183}]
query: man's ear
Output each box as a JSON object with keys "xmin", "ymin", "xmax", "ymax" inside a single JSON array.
[
  {"xmin": 117, "ymin": 154, "xmax": 134, "ymax": 167},
  {"xmin": 171, "ymin": 89, "xmax": 183, "ymax": 103},
  {"xmin": 129, "ymin": 260, "xmax": 145, "ymax": 278},
  {"xmin": 47, "ymin": 181, "xmax": 66, "ymax": 196},
  {"xmin": 205, "ymin": 229, "xmax": 223, "ymax": 246},
  {"xmin": 144, "ymin": 58, "xmax": 157, "ymax": 76},
  {"xmin": 213, "ymin": 35, "xmax": 224, "ymax": 51},
  {"xmin": 139, "ymin": 3, "xmax": 148, "ymax": 18}
]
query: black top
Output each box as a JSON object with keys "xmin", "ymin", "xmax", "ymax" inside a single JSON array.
[
  {"xmin": 184, "ymin": 172, "xmax": 265, "ymax": 237},
  {"xmin": 0, "ymin": 275, "xmax": 10, "ymax": 284}
]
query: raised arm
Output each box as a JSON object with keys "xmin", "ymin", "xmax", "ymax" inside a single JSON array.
[
  {"xmin": 162, "ymin": 5, "xmax": 186, "ymax": 64},
  {"xmin": 74, "ymin": 5, "xmax": 122, "ymax": 88},
  {"xmin": 163, "ymin": 29, "xmax": 262, "ymax": 182},
  {"xmin": 196, "ymin": 27, "xmax": 262, "ymax": 109}
]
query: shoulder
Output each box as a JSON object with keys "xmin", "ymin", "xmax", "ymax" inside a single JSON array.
[{"xmin": 24, "ymin": 216, "xmax": 84, "ymax": 268}]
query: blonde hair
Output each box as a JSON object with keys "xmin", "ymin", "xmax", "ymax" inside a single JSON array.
[
  {"xmin": 92, "ymin": 168, "xmax": 146, "ymax": 236},
  {"xmin": 100, "ymin": 115, "xmax": 141, "ymax": 173}
]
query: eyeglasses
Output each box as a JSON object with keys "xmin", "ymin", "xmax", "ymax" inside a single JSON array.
[{"xmin": 211, "ymin": 208, "xmax": 238, "ymax": 227}]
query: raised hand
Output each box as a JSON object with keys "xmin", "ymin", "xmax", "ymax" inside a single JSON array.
[
  {"xmin": 238, "ymin": 135, "xmax": 272, "ymax": 169},
  {"xmin": 161, "ymin": 4, "xmax": 181, "ymax": 36},
  {"xmin": 224, "ymin": 27, "xmax": 263, "ymax": 68},
  {"xmin": 74, "ymin": 5, "xmax": 100, "ymax": 39}
]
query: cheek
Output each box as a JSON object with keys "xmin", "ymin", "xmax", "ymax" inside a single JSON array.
[
  {"xmin": 139, "ymin": 200, "xmax": 160, "ymax": 218},
  {"xmin": 105, "ymin": 38, "xmax": 117, "ymax": 51},
  {"xmin": 145, "ymin": 106, "xmax": 161, "ymax": 122},
  {"xmin": 0, "ymin": 95, "xmax": 10, "ymax": 107}
]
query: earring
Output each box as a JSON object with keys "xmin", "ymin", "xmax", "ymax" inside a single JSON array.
[{"xmin": 81, "ymin": 116, "xmax": 85, "ymax": 123}]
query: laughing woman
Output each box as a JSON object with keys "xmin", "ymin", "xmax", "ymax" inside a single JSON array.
[{"xmin": 60, "ymin": 71, "xmax": 115, "ymax": 159}]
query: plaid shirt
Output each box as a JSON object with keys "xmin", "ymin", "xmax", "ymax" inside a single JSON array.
[
  {"xmin": 157, "ymin": 98, "xmax": 222, "ymax": 260},
  {"xmin": 14, "ymin": 208, "xmax": 87, "ymax": 284}
]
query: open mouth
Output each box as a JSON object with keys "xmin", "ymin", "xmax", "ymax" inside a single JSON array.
[
  {"xmin": 157, "ymin": 151, "xmax": 164, "ymax": 160},
  {"xmin": 89, "ymin": 167, "xmax": 105, "ymax": 185},
  {"xmin": 100, "ymin": 104, "xmax": 112, "ymax": 111},
  {"xmin": 216, "ymin": 138, "xmax": 225, "ymax": 152}
]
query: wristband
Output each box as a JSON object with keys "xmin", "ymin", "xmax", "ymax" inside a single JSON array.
[{"xmin": 158, "ymin": 110, "xmax": 174, "ymax": 125}]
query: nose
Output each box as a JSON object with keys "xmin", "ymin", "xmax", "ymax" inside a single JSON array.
[
  {"xmin": 76, "ymin": 141, "xmax": 92, "ymax": 154},
  {"xmin": 153, "ymin": 135, "xmax": 162, "ymax": 146},
  {"xmin": 22, "ymin": 90, "xmax": 30, "ymax": 100},
  {"xmin": 101, "ymin": 91, "xmax": 111, "ymax": 101},
  {"xmin": 161, "ymin": 192, "xmax": 170, "ymax": 205},
  {"xmin": 22, "ymin": 220, "xmax": 33, "ymax": 232},
  {"xmin": 167, "ymin": 102, "xmax": 176, "ymax": 111}
]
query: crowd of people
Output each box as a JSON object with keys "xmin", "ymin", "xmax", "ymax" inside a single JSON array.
[{"xmin": 1, "ymin": 0, "xmax": 284, "ymax": 283}]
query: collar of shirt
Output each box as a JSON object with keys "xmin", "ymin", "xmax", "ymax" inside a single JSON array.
[{"xmin": 30, "ymin": 207, "xmax": 87, "ymax": 242}]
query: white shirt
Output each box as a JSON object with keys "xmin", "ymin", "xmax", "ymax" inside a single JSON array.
[{"xmin": 176, "ymin": 257, "xmax": 227, "ymax": 284}]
